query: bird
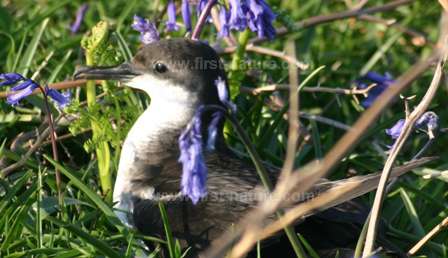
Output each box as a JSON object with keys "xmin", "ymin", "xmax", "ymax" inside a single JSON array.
[{"xmin": 75, "ymin": 38, "xmax": 433, "ymax": 257}]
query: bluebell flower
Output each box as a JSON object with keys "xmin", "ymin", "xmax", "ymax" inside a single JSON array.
[
  {"xmin": 181, "ymin": 0, "xmax": 192, "ymax": 32},
  {"xmin": 132, "ymin": 15, "xmax": 160, "ymax": 44},
  {"xmin": 166, "ymin": 1, "xmax": 180, "ymax": 31},
  {"xmin": 215, "ymin": 77, "xmax": 237, "ymax": 113},
  {"xmin": 46, "ymin": 86, "xmax": 72, "ymax": 108},
  {"xmin": 386, "ymin": 111, "xmax": 439, "ymax": 145},
  {"xmin": 356, "ymin": 72, "xmax": 395, "ymax": 108},
  {"xmin": 1, "ymin": 73, "xmax": 71, "ymax": 108},
  {"xmin": 179, "ymin": 108, "xmax": 208, "ymax": 204},
  {"xmin": 386, "ymin": 119, "xmax": 405, "ymax": 139},
  {"xmin": 70, "ymin": 4, "xmax": 89, "ymax": 33},
  {"xmin": 246, "ymin": 0, "xmax": 276, "ymax": 39},
  {"xmin": 0, "ymin": 73, "xmax": 24, "ymax": 86},
  {"xmin": 228, "ymin": 0, "xmax": 247, "ymax": 31},
  {"xmin": 6, "ymin": 80, "xmax": 39, "ymax": 106},
  {"xmin": 218, "ymin": 8, "xmax": 230, "ymax": 38},
  {"xmin": 178, "ymin": 77, "xmax": 237, "ymax": 204},
  {"xmin": 416, "ymin": 111, "xmax": 439, "ymax": 134}
]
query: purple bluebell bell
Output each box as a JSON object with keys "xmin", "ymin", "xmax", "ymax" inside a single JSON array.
[
  {"xmin": 416, "ymin": 111, "xmax": 439, "ymax": 132},
  {"xmin": 386, "ymin": 111, "xmax": 439, "ymax": 147},
  {"xmin": 218, "ymin": 8, "xmax": 230, "ymax": 38},
  {"xmin": 182, "ymin": 0, "xmax": 192, "ymax": 32},
  {"xmin": 215, "ymin": 77, "xmax": 237, "ymax": 113},
  {"xmin": 356, "ymin": 72, "xmax": 395, "ymax": 108},
  {"xmin": 386, "ymin": 119, "xmax": 405, "ymax": 139},
  {"xmin": 246, "ymin": 0, "xmax": 276, "ymax": 39},
  {"xmin": 131, "ymin": 15, "xmax": 160, "ymax": 44},
  {"xmin": 0, "ymin": 73, "xmax": 24, "ymax": 86},
  {"xmin": 46, "ymin": 86, "xmax": 72, "ymax": 108},
  {"xmin": 166, "ymin": 1, "xmax": 180, "ymax": 31},
  {"xmin": 1, "ymin": 73, "xmax": 71, "ymax": 107},
  {"xmin": 228, "ymin": 0, "xmax": 247, "ymax": 31},
  {"xmin": 6, "ymin": 80, "xmax": 39, "ymax": 106},
  {"xmin": 70, "ymin": 4, "xmax": 89, "ymax": 33},
  {"xmin": 179, "ymin": 108, "xmax": 208, "ymax": 204}
]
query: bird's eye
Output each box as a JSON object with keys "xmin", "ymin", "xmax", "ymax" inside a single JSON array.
[{"xmin": 154, "ymin": 62, "xmax": 168, "ymax": 73}]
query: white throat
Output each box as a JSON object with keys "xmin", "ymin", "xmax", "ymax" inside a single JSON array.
[{"xmin": 113, "ymin": 74, "xmax": 198, "ymax": 226}]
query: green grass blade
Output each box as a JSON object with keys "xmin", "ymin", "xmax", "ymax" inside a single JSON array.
[{"xmin": 45, "ymin": 216, "xmax": 122, "ymax": 258}]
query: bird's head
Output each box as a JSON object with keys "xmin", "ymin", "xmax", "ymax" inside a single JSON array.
[{"xmin": 75, "ymin": 38, "xmax": 227, "ymax": 109}]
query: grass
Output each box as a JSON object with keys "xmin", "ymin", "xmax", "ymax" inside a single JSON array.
[{"xmin": 0, "ymin": 0, "xmax": 447, "ymax": 257}]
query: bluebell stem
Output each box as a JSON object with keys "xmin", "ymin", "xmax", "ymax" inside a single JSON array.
[
  {"xmin": 70, "ymin": 4, "xmax": 89, "ymax": 33},
  {"xmin": 206, "ymin": 111, "xmax": 223, "ymax": 151},
  {"xmin": 132, "ymin": 15, "xmax": 160, "ymax": 44},
  {"xmin": 182, "ymin": 0, "xmax": 192, "ymax": 32},
  {"xmin": 356, "ymin": 72, "xmax": 395, "ymax": 108},
  {"xmin": 179, "ymin": 107, "xmax": 208, "ymax": 204},
  {"xmin": 196, "ymin": 0, "xmax": 210, "ymax": 18},
  {"xmin": 166, "ymin": 0, "xmax": 180, "ymax": 31}
]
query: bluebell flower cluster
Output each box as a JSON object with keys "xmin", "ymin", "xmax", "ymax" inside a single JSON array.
[
  {"xmin": 131, "ymin": 15, "xmax": 160, "ymax": 44},
  {"xmin": 385, "ymin": 111, "xmax": 439, "ymax": 144},
  {"xmin": 178, "ymin": 76, "xmax": 236, "ymax": 204},
  {"xmin": 171, "ymin": 0, "xmax": 276, "ymax": 39},
  {"xmin": 356, "ymin": 72, "xmax": 395, "ymax": 108},
  {"xmin": 0, "ymin": 73, "xmax": 71, "ymax": 108},
  {"xmin": 179, "ymin": 107, "xmax": 208, "ymax": 204},
  {"xmin": 70, "ymin": 4, "xmax": 89, "ymax": 33}
]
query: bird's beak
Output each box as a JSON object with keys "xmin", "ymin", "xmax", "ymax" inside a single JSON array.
[{"xmin": 74, "ymin": 63, "xmax": 141, "ymax": 82}]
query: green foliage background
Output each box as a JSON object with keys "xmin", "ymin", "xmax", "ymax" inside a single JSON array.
[{"xmin": 0, "ymin": 0, "xmax": 446, "ymax": 257}]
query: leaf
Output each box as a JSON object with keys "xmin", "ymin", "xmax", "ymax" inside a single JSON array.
[{"xmin": 45, "ymin": 216, "xmax": 122, "ymax": 258}]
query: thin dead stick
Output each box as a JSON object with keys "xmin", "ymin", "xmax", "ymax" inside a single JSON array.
[
  {"xmin": 240, "ymin": 83, "xmax": 376, "ymax": 95},
  {"xmin": 245, "ymin": 44, "xmax": 309, "ymax": 70},
  {"xmin": 202, "ymin": 40, "xmax": 442, "ymax": 258},
  {"xmin": 408, "ymin": 217, "xmax": 448, "ymax": 255},
  {"xmin": 362, "ymin": 13, "xmax": 448, "ymax": 256},
  {"xmin": 359, "ymin": 15, "xmax": 429, "ymax": 46},
  {"xmin": 260, "ymin": 158, "xmax": 434, "ymax": 243},
  {"xmin": 1, "ymin": 127, "xmax": 50, "ymax": 177},
  {"xmin": 219, "ymin": 0, "xmax": 414, "ymax": 54}
]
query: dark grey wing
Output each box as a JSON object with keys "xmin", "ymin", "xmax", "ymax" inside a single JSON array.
[{"xmin": 132, "ymin": 151, "xmax": 270, "ymax": 250}]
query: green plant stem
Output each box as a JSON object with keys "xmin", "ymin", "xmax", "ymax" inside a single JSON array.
[
  {"xmin": 227, "ymin": 114, "xmax": 307, "ymax": 258},
  {"xmin": 229, "ymin": 29, "xmax": 251, "ymax": 98},
  {"xmin": 85, "ymin": 54, "xmax": 112, "ymax": 201}
]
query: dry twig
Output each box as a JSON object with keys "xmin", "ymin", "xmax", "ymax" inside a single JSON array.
[{"xmin": 362, "ymin": 12, "xmax": 448, "ymax": 256}]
